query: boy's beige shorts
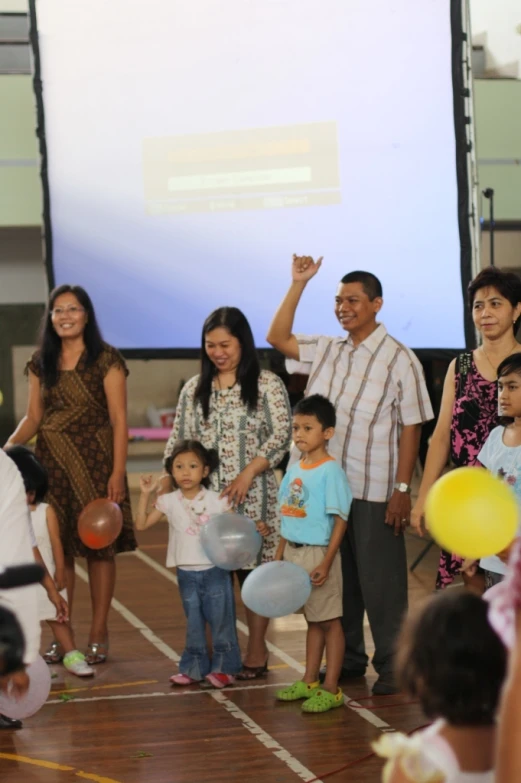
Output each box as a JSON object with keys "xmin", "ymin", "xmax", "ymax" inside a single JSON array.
[{"xmin": 283, "ymin": 543, "xmax": 343, "ymax": 623}]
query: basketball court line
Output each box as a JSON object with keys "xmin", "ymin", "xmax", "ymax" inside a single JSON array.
[
  {"xmin": 132, "ymin": 549, "xmax": 393, "ymax": 730},
  {"xmin": 73, "ymin": 564, "xmax": 323, "ymax": 783},
  {"xmin": 47, "ymin": 681, "xmax": 293, "ymax": 705},
  {"xmin": 0, "ymin": 752, "xmax": 122, "ymax": 783}
]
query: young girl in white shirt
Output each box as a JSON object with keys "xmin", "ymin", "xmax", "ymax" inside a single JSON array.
[
  {"xmin": 136, "ymin": 439, "xmax": 242, "ymax": 688},
  {"xmin": 374, "ymin": 591, "xmax": 506, "ymax": 783},
  {"xmin": 6, "ymin": 446, "xmax": 93, "ymax": 677}
]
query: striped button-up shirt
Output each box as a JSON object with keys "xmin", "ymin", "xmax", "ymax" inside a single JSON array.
[{"xmin": 286, "ymin": 324, "xmax": 434, "ymax": 502}]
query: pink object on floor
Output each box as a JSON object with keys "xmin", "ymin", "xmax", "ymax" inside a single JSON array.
[
  {"xmin": 204, "ymin": 673, "xmax": 235, "ymax": 689},
  {"xmin": 169, "ymin": 673, "xmax": 199, "ymax": 686},
  {"xmin": 129, "ymin": 427, "xmax": 172, "ymax": 441}
]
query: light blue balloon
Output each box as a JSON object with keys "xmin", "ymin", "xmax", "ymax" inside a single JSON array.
[
  {"xmin": 200, "ymin": 512, "xmax": 262, "ymax": 571},
  {"xmin": 241, "ymin": 561, "xmax": 312, "ymax": 618}
]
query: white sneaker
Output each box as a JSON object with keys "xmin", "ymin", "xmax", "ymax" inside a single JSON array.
[{"xmin": 63, "ymin": 650, "xmax": 95, "ymax": 677}]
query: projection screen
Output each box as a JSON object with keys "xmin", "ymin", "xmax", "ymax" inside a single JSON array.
[{"xmin": 30, "ymin": 0, "xmax": 473, "ymax": 353}]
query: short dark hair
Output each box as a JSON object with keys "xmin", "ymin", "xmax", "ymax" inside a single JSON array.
[
  {"xmin": 395, "ymin": 591, "xmax": 506, "ymax": 726},
  {"xmin": 340, "ymin": 271, "xmax": 382, "ymax": 300},
  {"xmin": 468, "ymin": 267, "xmax": 521, "ymax": 331},
  {"xmin": 164, "ymin": 440, "xmax": 219, "ymax": 489},
  {"xmin": 293, "ymin": 394, "xmax": 336, "ymax": 429},
  {"xmin": 497, "ymin": 352, "xmax": 521, "ymax": 379},
  {"xmin": 195, "ymin": 307, "xmax": 261, "ymax": 420},
  {"xmin": 5, "ymin": 445, "xmax": 48, "ymax": 503}
]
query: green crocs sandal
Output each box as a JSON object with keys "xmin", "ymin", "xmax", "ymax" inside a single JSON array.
[
  {"xmin": 301, "ymin": 687, "xmax": 344, "ymax": 713},
  {"xmin": 275, "ymin": 680, "xmax": 320, "ymax": 702}
]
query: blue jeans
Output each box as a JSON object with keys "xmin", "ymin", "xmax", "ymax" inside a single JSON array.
[{"xmin": 177, "ymin": 566, "xmax": 242, "ymax": 680}]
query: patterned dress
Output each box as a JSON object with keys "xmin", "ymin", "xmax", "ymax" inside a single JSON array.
[
  {"xmin": 436, "ymin": 352, "xmax": 498, "ymax": 588},
  {"xmin": 165, "ymin": 370, "xmax": 292, "ymax": 564},
  {"xmin": 25, "ymin": 344, "xmax": 137, "ymax": 559}
]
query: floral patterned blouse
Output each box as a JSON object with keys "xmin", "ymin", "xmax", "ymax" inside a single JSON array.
[{"xmin": 164, "ymin": 370, "xmax": 292, "ymax": 563}]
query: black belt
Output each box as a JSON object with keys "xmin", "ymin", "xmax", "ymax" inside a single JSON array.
[{"xmin": 287, "ymin": 541, "xmax": 306, "ymax": 548}]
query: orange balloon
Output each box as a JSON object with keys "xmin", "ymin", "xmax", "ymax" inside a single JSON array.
[{"xmin": 78, "ymin": 499, "xmax": 123, "ymax": 550}]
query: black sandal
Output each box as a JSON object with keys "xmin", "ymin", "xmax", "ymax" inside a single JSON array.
[{"xmin": 235, "ymin": 660, "xmax": 269, "ymax": 680}]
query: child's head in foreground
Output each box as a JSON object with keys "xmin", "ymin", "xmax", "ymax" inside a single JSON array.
[{"xmin": 395, "ymin": 590, "xmax": 507, "ymax": 726}]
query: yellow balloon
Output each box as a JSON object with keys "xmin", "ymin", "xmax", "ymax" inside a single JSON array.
[{"xmin": 425, "ymin": 467, "xmax": 518, "ymax": 559}]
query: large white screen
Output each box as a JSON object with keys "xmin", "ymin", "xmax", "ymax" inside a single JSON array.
[{"xmin": 35, "ymin": 0, "xmax": 464, "ymax": 350}]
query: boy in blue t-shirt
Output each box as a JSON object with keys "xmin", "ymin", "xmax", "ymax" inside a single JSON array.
[{"xmin": 275, "ymin": 394, "xmax": 352, "ymax": 713}]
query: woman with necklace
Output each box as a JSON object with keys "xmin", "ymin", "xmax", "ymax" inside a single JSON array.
[
  {"xmin": 164, "ymin": 307, "xmax": 292, "ymax": 678},
  {"xmin": 411, "ymin": 267, "xmax": 521, "ymax": 589}
]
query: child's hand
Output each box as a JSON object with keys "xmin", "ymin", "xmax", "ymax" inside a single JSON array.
[
  {"xmin": 461, "ymin": 558, "xmax": 478, "ymax": 577},
  {"xmin": 311, "ymin": 561, "xmax": 330, "ymax": 586},
  {"xmin": 256, "ymin": 521, "xmax": 270, "ymax": 537},
  {"xmin": 140, "ymin": 474, "xmax": 157, "ymax": 494},
  {"xmin": 50, "ymin": 591, "xmax": 69, "ymax": 623},
  {"xmin": 1, "ymin": 669, "xmax": 29, "ymax": 700},
  {"xmin": 54, "ymin": 568, "xmax": 66, "ymax": 592}
]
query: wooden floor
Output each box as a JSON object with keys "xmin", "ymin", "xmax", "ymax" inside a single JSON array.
[{"xmin": 0, "ymin": 490, "xmax": 451, "ymax": 783}]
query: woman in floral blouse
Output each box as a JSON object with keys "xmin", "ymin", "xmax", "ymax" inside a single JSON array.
[{"xmin": 164, "ymin": 307, "xmax": 292, "ymax": 679}]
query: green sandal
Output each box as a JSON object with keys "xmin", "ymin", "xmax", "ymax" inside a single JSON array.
[
  {"xmin": 301, "ymin": 687, "xmax": 344, "ymax": 713},
  {"xmin": 275, "ymin": 680, "xmax": 319, "ymax": 702}
]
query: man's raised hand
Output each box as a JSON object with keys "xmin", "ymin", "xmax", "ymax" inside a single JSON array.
[{"xmin": 291, "ymin": 254, "xmax": 323, "ymax": 283}]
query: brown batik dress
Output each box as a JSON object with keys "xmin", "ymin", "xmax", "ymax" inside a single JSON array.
[{"xmin": 26, "ymin": 343, "xmax": 137, "ymax": 559}]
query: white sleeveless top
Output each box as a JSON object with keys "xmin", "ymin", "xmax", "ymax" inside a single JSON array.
[{"xmin": 374, "ymin": 720, "xmax": 495, "ymax": 783}]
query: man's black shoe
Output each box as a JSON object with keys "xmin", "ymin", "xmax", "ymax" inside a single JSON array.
[
  {"xmin": 372, "ymin": 678, "xmax": 398, "ymax": 696},
  {"xmin": 0, "ymin": 714, "xmax": 22, "ymax": 729},
  {"xmin": 319, "ymin": 666, "xmax": 366, "ymax": 683}
]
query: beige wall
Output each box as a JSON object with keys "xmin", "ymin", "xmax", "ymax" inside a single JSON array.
[{"xmin": 480, "ymin": 230, "xmax": 521, "ymax": 269}]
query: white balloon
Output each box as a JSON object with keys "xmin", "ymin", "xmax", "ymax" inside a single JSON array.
[
  {"xmin": 200, "ymin": 513, "xmax": 262, "ymax": 571},
  {"xmin": 241, "ymin": 561, "xmax": 312, "ymax": 618},
  {"xmin": 0, "ymin": 655, "xmax": 51, "ymax": 720}
]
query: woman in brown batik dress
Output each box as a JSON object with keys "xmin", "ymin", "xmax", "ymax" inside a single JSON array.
[{"xmin": 5, "ymin": 285, "xmax": 136, "ymax": 665}]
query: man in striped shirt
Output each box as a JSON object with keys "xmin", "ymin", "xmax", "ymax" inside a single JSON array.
[{"xmin": 267, "ymin": 255, "xmax": 433, "ymax": 695}]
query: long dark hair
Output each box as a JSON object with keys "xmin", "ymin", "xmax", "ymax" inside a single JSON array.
[
  {"xmin": 195, "ymin": 307, "xmax": 260, "ymax": 419},
  {"xmin": 35, "ymin": 285, "xmax": 104, "ymax": 387}
]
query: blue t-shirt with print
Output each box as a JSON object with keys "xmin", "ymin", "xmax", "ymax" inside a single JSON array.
[
  {"xmin": 478, "ymin": 425, "xmax": 521, "ymax": 575},
  {"xmin": 278, "ymin": 457, "xmax": 353, "ymax": 546}
]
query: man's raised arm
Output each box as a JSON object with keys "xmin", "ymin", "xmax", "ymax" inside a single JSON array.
[{"xmin": 266, "ymin": 254, "xmax": 323, "ymax": 360}]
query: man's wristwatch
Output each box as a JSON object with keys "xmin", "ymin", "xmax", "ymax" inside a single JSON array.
[{"xmin": 394, "ymin": 482, "xmax": 412, "ymax": 494}]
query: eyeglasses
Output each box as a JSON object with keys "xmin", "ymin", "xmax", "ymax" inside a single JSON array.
[{"xmin": 50, "ymin": 306, "xmax": 85, "ymax": 317}]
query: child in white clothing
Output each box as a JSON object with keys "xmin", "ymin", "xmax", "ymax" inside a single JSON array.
[
  {"xmin": 476, "ymin": 353, "xmax": 521, "ymax": 588},
  {"xmin": 6, "ymin": 446, "xmax": 93, "ymax": 677},
  {"xmin": 374, "ymin": 591, "xmax": 505, "ymax": 782},
  {"xmin": 136, "ymin": 439, "xmax": 243, "ymax": 688}
]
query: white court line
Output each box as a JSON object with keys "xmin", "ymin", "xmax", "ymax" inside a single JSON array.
[
  {"xmin": 73, "ymin": 564, "xmax": 323, "ymax": 783},
  {"xmin": 133, "ymin": 549, "xmax": 392, "ymax": 731},
  {"xmin": 211, "ymin": 690, "xmax": 320, "ymax": 783},
  {"xmin": 47, "ymin": 681, "xmax": 293, "ymax": 705},
  {"xmin": 75, "ymin": 563, "xmax": 180, "ymax": 662}
]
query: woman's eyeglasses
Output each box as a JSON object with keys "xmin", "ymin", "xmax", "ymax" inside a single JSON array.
[{"xmin": 50, "ymin": 306, "xmax": 85, "ymax": 316}]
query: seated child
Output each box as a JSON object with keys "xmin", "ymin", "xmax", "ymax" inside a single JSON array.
[{"xmin": 275, "ymin": 394, "xmax": 352, "ymax": 713}]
